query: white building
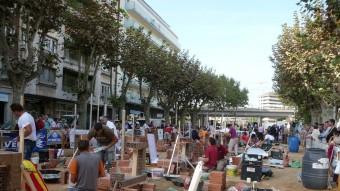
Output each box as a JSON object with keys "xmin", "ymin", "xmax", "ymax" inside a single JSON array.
[
  {"xmin": 0, "ymin": 0, "xmax": 180, "ymax": 127},
  {"xmin": 259, "ymin": 92, "xmax": 291, "ymax": 110}
]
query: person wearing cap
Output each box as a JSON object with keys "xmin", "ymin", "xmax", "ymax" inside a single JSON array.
[{"xmin": 88, "ymin": 123, "xmax": 117, "ymax": 163}]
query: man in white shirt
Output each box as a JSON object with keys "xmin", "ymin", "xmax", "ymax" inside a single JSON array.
[{"xmin": 10, "ymin": 103, "xmax": 37, "ymax": 160}]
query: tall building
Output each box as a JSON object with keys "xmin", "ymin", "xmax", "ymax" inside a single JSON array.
[
  {"xmin": 259, "ymin": 92, "xmax": 291, "ymax": 110},
  {"xmin": 0, "ymin": 0, "xmax": 180, "ymax": 127}
]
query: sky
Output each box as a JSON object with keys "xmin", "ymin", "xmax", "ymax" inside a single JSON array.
[{"xmin": 145, "ymin": 0, "xmax": 298, "ymax": 107}]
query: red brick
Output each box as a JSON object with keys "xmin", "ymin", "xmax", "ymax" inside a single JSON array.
[
  {"xmin": 117, "ymin": 160, "xmax": 130, "ymax": 167},
  {"xmin": 208, "ymin": 183, "xmax": 224, "ymax": 191},
  {"xmin": 209, "ymin": 171, "xmax": 226, "ymax": 185},
  {"xmin": 97, "ymin": 175, "xmax": 111, "ymax": 191},
  {"xmin": 120, "ymin": 167, "xmax": 132, "ymax": 174}
]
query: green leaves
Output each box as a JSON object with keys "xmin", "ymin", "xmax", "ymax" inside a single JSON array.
[{"xmin": 272, "ymin": 3, "xmax": 340, "ymax": 122}]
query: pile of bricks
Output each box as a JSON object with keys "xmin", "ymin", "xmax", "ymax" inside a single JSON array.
[
  {"xmin": 0, "ymin": 165, "xmax": 8, "ymax": 191},
  {"xmin": 202, "ymin": 171, "xmax": 226, "ymax": 191},
  {"xmin": 111, "ymin": 160, "xmax": 132, "ymax": 175},
  {"xmin": 156, "ymin": 140, "xmax": 168, "ymax": 152},
  {"xmin": 97, "ymin": 174, "xmax": 111, "ymax": 191},
  {"xmin": 0, "ymin": 151, "xmax": 21, "ymax": 191},
  {"xmin": 190, "ymin": 142, "xmax": 204, "ymax": 162}
]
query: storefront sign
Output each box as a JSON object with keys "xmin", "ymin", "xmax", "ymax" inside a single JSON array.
[{"xmin": 0, "ymin": 93, "xmax": 9, "ymax": 102}]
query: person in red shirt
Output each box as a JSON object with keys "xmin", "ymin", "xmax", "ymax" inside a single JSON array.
[
  {"xmin": 217, "ymin": 143, "xmax": 227, "ymax": 160},
  {"xmin": 36, "ymin": 114, "xmax": 45, "ymax": 130},
  {"xmin": 240, "ymin": 131, "xmax": 249, "ymax": 146},
  {"xmin": 164, "ymin": 124, "xmax": 173, "ymax": 141},
  {"xmin": 201, "ymin": 137, "xmax": 218, "ymax": 170}
]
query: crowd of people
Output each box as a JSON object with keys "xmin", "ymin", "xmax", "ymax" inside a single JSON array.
[{"xmin": 7, "ymin": 104, "xmax": 312, "ymax": 188}]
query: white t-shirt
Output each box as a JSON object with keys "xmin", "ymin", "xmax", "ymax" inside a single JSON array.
[
  {"xmin": 264, "ymin": 134, "xmax": 275, "ymax": 141},
  {"xmin": 311, "ymin": 129, "xmax": 320, "ymax": 141},
  {"xmin": 106, "ymin": 121, "xmax": 118, "ymax": 138},
  {"xmin": 18, "ymin": 112, "xmax": 37, "ymax": 141}
]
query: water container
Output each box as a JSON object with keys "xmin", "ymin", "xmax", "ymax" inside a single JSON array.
[
  {"xmin": 301, "ymin": 148, "xmax": 328, "ymax": 189},
  {"xmin": 288, "ymin": 136, "xmax": 299, "ymax": 152}
]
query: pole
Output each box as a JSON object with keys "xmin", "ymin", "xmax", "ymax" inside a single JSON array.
[
  {"xmin": 89, "ymin": 94, "xmax": 93, "ymax": 129},
  {"xmin": 167, "ymin": 134, "xmax": 179, "ymax": 175},
  {"xmin": 97, "ymin": 95, "xmax": 100, "ymax": 122},
  {"xmin": 104, "ymin": 103, "xmax": 107, "ymax": 116},
  {"xmin": 132, "ymin": 115, "xmax": 135, "ymax": 141},
  {"xmin": 121, "ymin": 109, "xmax": 126, "ymax": 158},
  {"xmin": 198, "ymin": 119, "xmax": 201, "ymax": 129},
  {"xmin": 175, "ymin": 103, "xmax": 178, "ymax": 126}
]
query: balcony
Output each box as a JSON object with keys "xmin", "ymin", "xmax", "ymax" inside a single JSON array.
[{"xmin": 124, "ymin": 0, "xmax": 180, "ymax": 49}]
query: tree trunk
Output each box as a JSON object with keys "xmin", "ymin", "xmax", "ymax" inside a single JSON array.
[
  {"xmin": 310, "ymin": 107, "xmax": 322, "ymax": 124},
  {"xmin": 78, "ymin": 94, "xmax": 89, "ymax": 129},
  {"xmin": 190, "ymin": 112, "xmax": 198, "ymax": 127},
  {"xmin": 112, "ymin": 107, "xmax": 117, "ymax": 121},
  {"xmin": 144, "ymin": 103, "xmax": 151, "ymax": 124},
  {"xmin": 321, "ymin": 101, "xmax": 336, "ymax": 122},
  {"xmin": 164, "ymin": 107, "xmax": 171, "ymax": 124},
  {"xmin": 11, "ymin": 82, "xmax": 25, "ymax": 104}
]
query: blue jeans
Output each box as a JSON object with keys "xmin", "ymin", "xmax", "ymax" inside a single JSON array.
[{"xmin": 24, "ymin": 140, "xmax": 36, "ymax": 160}]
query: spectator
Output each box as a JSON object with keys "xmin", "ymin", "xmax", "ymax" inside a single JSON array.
[
  {"xmin": 240, "ymin": 131, "xmax": 249, "ymax": 146},
  {"xmin": 36, "ymin": 114, "xmax": 45, "ymax": 130},
  {"xmin": 311, "ymin": 124, "xmax": 320, "ymax": 147},
  {"xmin": 227, "ymin": 124, "xmax": 238, "ymax": 156}
]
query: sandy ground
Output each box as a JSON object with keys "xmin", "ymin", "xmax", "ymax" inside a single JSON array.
[{"xmin": 47, "ymin": 147, "xmax": 338, "ymax": 191}]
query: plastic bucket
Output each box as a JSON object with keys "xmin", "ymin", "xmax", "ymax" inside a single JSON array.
[
  {"xmin": 226, "ymin": 165, "xmax": 237, "ymax": 176},
  {"xmin": 288, "ymin": 136, "xmax": 299, "ymax": 152}
]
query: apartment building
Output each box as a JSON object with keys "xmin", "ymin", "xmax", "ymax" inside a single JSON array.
[
  {"xmin": 259, "ymin": 92, "xmax": 291, "ymax": 110},
  {"xmin": 0, "ymin": 0, "xmax": 180, "ymax": 127}
]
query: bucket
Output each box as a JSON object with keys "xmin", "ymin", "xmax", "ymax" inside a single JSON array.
[
  {"xmin": 226, "ymin": 165, "xmax": 237, "ymax": 176},
  {"xmin": 288, "ymin": 136, "xmax": 299, "ymax": 152},
  {"xmin": 151, "ymin": 168, "xmax": 164, "ymax": 180}
]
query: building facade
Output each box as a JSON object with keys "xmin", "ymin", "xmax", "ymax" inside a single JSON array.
[
  {"xmin": 259, "ymin": 92, "xmax": 291, "ymax": 110},
  {"xmin": 0, "ymin": 0, "xmax": 180, "ymax": 127}
]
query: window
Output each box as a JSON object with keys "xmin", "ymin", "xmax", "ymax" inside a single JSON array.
[
  {"xmin": 43, "ymin": 37, "xmax": 58, "ymax": 54},
  {"xmin": 39, "ymin": 67, "xmax": 56, "ymax": 85},
  {"xmin": 101, "ymin": 83, "xmax": 110, "ymax": 98},
  {"xmin": 63, "ymin": 69, "xmax": 77, "ymax": 92}
]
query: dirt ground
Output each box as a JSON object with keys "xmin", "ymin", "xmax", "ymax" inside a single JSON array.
[{"xmin": 47, "ymin": 147, "xmax": 338, "ymax": 191}]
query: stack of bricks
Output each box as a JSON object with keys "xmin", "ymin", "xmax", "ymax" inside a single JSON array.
[
  {"xmin": 156, "ymin": 140, "xmax": 167, "ymax": 152},
  {"xmin": 111, "ymin": 160, "xmax": 132, "ymax": 175},
  {"xmin": 0, "ymin": 151, "xmax": 21, "ymax": 191},
  {"xmin": 190, "ymin": 142, "xmax": 204, "ymax": 162},
  {"xmin": 96, "ymin": 174, "xmax": 111, "ymax": 191},
  {"xmin": 207, "ymin": 171, "xmax": 226, "ymax": 191},
  {"xmin": 0, "ymin": 165, "xmax": 8, "ymax": 191}
]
